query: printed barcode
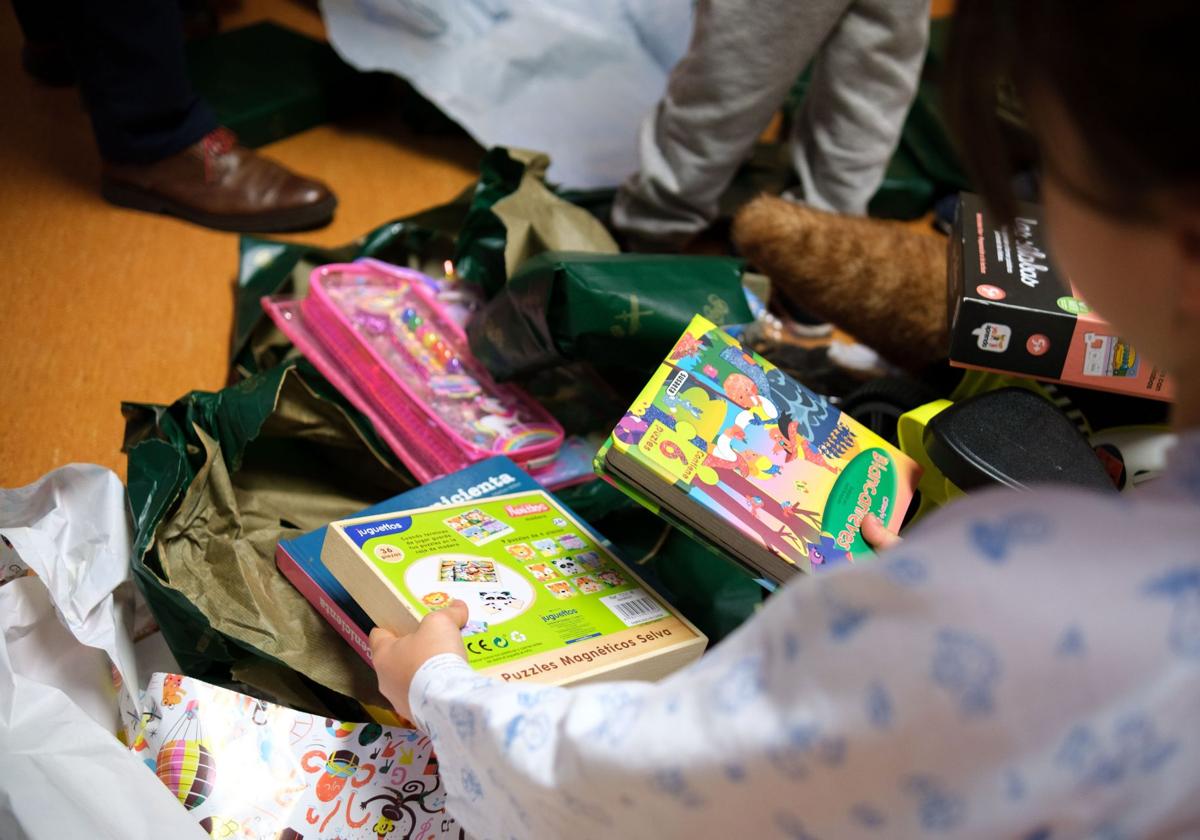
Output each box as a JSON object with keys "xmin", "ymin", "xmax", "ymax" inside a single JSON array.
[
  {"xmin": 615, "ymin": 597, "xmax": 657, "ymax": 620},
  {"xmin": 600, "ymin": 588, "xmax": 668, "ymax": 627}
]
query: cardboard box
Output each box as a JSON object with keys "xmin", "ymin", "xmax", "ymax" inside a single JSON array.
[
  {"xmin": 323, "ymin": 488, "xmax": 706, "ymax": 686},
  {"xmin": 948, "ymin": 193, "xmax": 1173, "ymax": 401}
]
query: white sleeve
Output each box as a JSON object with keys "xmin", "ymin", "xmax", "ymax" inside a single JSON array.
[
  {"xmin": 409, "ymin": 540, "xmax": 954, "ymax": 839},
  {"xmin": 408, "ymin": 486, "xmax": 1200, "ymax": 839}
]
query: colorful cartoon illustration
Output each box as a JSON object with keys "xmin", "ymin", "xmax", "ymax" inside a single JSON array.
[
  {"xmin": 156, "ymin": 700, "xmax": 215, "ymax": 810},
  {"xmin": 573, "ymin": 575, "xmax": 604, "ymax": 594},
  {"xmin": 360, "ymin": 779, "xmax": 444, "ymax": 840},
  {"xmin": 668, "ymin": 330, "xmax": 712, "ymax": 361},
  {"xmin": 478, "ymin": 590, "xmax": 525, "ymax": 615},
  {"xmin": 444, "ymin": 509, "xmax": 513, "ymax": 545},
  {"xmin": 504, "ymin": 543, "xmax": 536, "ymax": 562},
  {"xmin": 524, "ymin": 563, "xmax": 559, "ymax": 582},
  {"xmin": 134, "ymin": 674, "xmax": 463, "ymax": 839},
  {"xmin": 532, "ymin": 538, "xmax": 560, "ymax": 557},
  {"xmin": 598, "ymin": 570, "xmax": 626, "ymax": 588},
  {"xmin": 573, "ymin": 551, "xmax": 603, "ymax": 572},
  {"xmin": 798, "ymin": 437, "xmax": 840, "ymax": 474},
  {"xmin": 806, "ymin": 534, "xmax": 851, "ymax": 568},
  {"xmin": 438, "ymin": 558, "xmax": 498, "ymax": 583},
  {"xmin": 544, "ymin": 581, "xmax": 575, "ymax": 599},
  {"xmin": 551, "ymin": 556, "xmax": 582, "ymax": 576},
  {"xmin": 608, "ymin": 317, "xmax": 916, "ymax": 572},
  {"xmin": 312, "ymin": 749, "xmax": 362, "ymax": 802},
  {"xmin": 473, "ymin": 397, "xmax": 524, "ymax": 441},
  {"xmin": 326, "ymin": 718, "xmax": 358, "ymax": 739},
  {"xmin": 614, "ymin": 411, "xmax": 650, "ymax": 445},
  {"xmin": 162, "ymin": 673, "xmax": 186, "ymax": 707},
  {"xmin": 558, "ymin": 533, "xmax": 587, "ymax": 551},
  {"xmin": 300, "ymin": 745, "xmax": 377, "ymax": 832},
  {"xmin": 422, "ymin": 591, "xmax": 451, "ymax": 609},
  {"xmin": 461, "ymin": 620, "xmax": 490, "ymax": 636}
]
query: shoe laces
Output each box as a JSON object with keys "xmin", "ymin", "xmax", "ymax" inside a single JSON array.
[{"xmin": 201, "ymin": 127, "xmax": 237, "ymax": 183}]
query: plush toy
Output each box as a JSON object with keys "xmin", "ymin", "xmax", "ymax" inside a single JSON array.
[{"xmin": 732, "ymin": 195, "xmax": 949, "ymax": 371}]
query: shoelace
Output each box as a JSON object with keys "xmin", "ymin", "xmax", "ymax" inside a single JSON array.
[{"xmin": 201, "ymin": 127, "xmax": 238, "ymax": 183}]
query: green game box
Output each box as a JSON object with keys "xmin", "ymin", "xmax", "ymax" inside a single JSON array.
[{"xmin": 322, "ymin": 489, "xmax": 706, "ymax": 686}]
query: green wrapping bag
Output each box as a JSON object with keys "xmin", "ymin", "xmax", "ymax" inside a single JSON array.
[
  {"xmin": 467, "ymin": 251, "xmax": 754, "ymax": 382},
  {"xmin": 124, "ymin": 361, "xmax": 414, "ymax": 711},
  {"xmin": 453, "ymin": 148, "xmax": 619, "ymax": 298},
  {"xmin": 233, "ymin": 148, "xmax": 617, "ymax": 378}
]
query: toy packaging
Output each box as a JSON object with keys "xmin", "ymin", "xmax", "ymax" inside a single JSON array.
[
  {"xmin": 276, "ymin": 456, "xmax": 606, "ymax": 665},
  {"xmin": 321, "ymin": 490, "xmax": 706, "ymax": 685},
  {"xmin": 263, "ymin": 259, "xmax": 563, "ymax": 482},
  {"xmin": 948, "ymin": 192, "xmax": 1174, "ymax": 401},
  {"xmin": 596, "ymin": 315, "xmax": 921, "ymax": 583},
  {"xmin": 127, "ymin": 672, "xmax": 461, "ymax": 839}
]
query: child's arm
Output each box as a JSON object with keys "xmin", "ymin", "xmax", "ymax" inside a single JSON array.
[
  {"xmin": 371, "ymin": 557, "xmax": 941, "ymax": 838},
  {"xmin": 372, "ymin": 491, "xmax": 1196, "ymax": 838}
]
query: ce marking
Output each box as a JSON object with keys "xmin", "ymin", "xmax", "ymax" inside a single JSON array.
[{"xmin": 466, "ymin": 639, "xmax": 493, "ymax": 655}]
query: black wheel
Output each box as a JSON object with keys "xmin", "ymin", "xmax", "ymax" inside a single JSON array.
[{"xmin": 839, "ymin": 376, "xmax": 941, "ymax": 445}]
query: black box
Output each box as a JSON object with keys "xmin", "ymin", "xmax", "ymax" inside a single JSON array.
[{"xmin": 948, "ymin": 193, "xmax": 1172, "ymax": 401}]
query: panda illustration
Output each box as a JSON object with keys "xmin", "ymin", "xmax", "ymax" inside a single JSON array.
[
  {"xmin": 479, "ymin": 590, "xmax": 525, "ymax": 615},
  {"xmin": 552, "ymin": 557, "xmax": 581, "ymax": 576}
]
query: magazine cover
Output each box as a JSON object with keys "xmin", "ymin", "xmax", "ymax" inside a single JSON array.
[{"xmin": 602, "ymin": 315, "xmax": 921, "ymax": 574}]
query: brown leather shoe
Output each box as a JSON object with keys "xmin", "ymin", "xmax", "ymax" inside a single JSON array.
[{"xmin": 101, "ymin": 128, "xmax": 337, "ymax": 233}]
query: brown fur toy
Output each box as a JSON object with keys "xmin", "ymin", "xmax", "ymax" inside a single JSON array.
[{"xmin": 733, "ymin": 194, "xmax": 949, "ymax": 371}]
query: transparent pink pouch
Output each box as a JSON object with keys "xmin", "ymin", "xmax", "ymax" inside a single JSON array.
[{"xmin": 262, "ymin": 261, "xmax": 563, "ymax": 482}]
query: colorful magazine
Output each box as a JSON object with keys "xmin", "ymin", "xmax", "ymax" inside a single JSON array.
[{"xmin": 596, "ymin": 315, "xmax": 921, "ymax": 581}]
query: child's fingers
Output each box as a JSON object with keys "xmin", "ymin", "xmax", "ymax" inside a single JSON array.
[
  {"xmin": 863, "ymin": 513, "xmax": 901, "ymax": 550},
  {"xmin": 442, "ymin": 599, "xmax": 470, "ymax": 629},
  {"xmin": 369, "ymin": 626, "xmax": 398, "ymax": 657}
]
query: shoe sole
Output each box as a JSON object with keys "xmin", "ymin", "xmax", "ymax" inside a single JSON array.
[{"xmin": 100, "ymin": 177, "xmax": 337, "ymax": 234}]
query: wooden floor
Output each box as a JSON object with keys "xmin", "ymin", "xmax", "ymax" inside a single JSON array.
[{"xmin": 0, "ymin": 0, "xmax": 481, "ymax": 487}]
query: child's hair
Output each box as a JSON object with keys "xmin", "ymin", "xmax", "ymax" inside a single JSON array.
[{"xmin": 946, "ymin": 1, "xmax": 1200, "ymax": 224}]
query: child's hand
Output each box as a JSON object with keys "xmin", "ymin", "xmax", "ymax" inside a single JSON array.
[
  {"xmin": 370, "ymin": 600, "xmax": 469, "ymax": 721},
  {"xmin": 862, "ymin": 513, "xmax": 902, "ymax": 551}
]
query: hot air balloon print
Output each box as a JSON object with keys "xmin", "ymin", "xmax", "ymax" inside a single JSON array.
[{"xmin": 155, "ymin": 699, "xmax": 216, "ymax": 810}]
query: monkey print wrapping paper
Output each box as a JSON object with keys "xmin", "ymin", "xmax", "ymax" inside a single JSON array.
[{"xmin": 127, "ymin": 673, "xmax": 464, "ymax": 840}]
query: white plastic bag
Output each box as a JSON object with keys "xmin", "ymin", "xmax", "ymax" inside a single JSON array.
[
  {"xmin": 0, "ymin": 465, "xmax": 206, "ymax": 840},
  {"xmin": 319, "ymin": 0, "xmax": 693, "ymax": 189}
]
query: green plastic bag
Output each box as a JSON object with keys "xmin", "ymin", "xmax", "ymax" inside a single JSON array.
[
  {"xmin": 453, "ymin": 148, "xmax": 619, "ymax": 298},
  {"xmin": 124, "ymin": 360, "xmax": 414, "ymax": 709},
  {"xmin": 233, "ymin": 148, "xmax": 617, "ymax": 379},
  {"xmin": 467, "ymin": 251, "xmax": 754, "ymax": 382}
]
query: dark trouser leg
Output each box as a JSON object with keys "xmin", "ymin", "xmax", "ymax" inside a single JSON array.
[{"xmin": 61, "ymin": 0, "xmax": 217, "ymax": 163}]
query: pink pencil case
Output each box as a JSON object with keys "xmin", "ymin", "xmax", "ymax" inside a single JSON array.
[{"xmin": 262, "ymin": 261, "xmax": 563, "ymax": 482}]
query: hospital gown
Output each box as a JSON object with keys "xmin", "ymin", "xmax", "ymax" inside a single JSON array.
[{"xmin": 409, "ymin": 432, "xmax": 1200, "ymax": 839}]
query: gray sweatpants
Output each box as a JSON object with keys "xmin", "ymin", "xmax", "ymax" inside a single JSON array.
[{"xmin": 612, "ymin": 0, "xmax": 931, "ymax": 244}]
